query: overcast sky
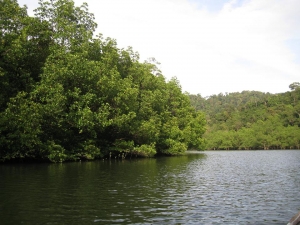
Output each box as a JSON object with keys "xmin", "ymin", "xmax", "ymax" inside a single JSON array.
[{"xmin": 18, "ymin": 0, "xmax": 300, "ymax": 97}]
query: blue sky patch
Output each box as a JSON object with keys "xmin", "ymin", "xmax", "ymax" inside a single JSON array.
[{"xmin": 188, "ymin": 0, "xmax": 246, "ymax": 12}]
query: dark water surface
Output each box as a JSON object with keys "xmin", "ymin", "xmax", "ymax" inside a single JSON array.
[{"xmin": 1, "ymin": 150, "xmax": 300, "ymax": 224}]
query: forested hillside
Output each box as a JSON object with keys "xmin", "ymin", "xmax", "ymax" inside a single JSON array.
[
  {"xmin": 190, "ymin": 84, "xmax": 300, "ymax": 150},
  {"xmin": 0, "ymin": 0, "xmax": 206, "ymax": 162}
]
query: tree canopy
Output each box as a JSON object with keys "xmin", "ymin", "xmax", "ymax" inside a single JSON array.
[
  {"xmin": 190, "ymin": 88, "xmax": 300, "ymax": 150},
  {"xmin": 0, "ymin": 0, "xmax": 206, "ymax": 162}
]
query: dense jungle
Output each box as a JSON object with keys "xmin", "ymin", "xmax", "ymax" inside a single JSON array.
[
  {"xmin": 1, "ymin": 0, "xmax": 299, "ymax": 163},
  {"xmin": 0, "ymin": 0, "xmax": 206, "ymax": 162},
  {"xmin": 189, "ymin": 84, "xmax": 300, "ymax": 150}
]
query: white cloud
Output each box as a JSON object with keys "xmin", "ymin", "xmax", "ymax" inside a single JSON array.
[
  {"xmin": 18, "ymin": 0, "xmax": 300, "ymax": 96},
  {"xmin": 84, "ymin": 0, "xmax": 300, "ymax": 96}
]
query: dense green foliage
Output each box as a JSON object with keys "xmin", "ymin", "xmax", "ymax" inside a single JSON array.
[
  {"xmin": 0, "ymin": 0, "xmax": 206, "ymax": 162},
  {"xmin": 190, "ymin": 85, "xmax": 300, "ymax": 150}
]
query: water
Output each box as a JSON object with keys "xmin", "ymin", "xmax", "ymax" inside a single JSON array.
[{"xmin": 0, "ymin": 150, "xmax": 299, "ymax": 224}]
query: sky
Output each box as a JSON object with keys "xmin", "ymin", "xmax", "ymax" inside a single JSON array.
[{"xmin": 18, "ymin": 0, "xmax": 300, "ymax": 97}]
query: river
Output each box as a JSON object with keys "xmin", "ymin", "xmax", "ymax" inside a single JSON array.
[{"xmin": 0, "ymin": 150, "xmax": 299, "ymax": 224}]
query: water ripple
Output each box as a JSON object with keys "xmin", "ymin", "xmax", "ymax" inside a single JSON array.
[{"xmin": 0, "ymin": 150, "xmax": 299, "ymax": 224}]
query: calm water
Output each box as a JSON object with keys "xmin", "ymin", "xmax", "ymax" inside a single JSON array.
[{"xmin": 0, "ymin": 150, "xmax": 300, "ymax": 224}]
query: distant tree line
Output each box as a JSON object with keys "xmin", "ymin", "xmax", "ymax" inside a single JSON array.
[
  {"xmin": 0, "ymin": 0, "xmax": 206, "ymax": 162},
  {"xmin": 190, "ymin": 84, "xmax": 300, "ymax": 150}
]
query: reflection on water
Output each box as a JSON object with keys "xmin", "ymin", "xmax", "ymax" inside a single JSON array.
[{"xmin": 0, "ymin": 150, "xmax": 299, "ymax": 224}]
